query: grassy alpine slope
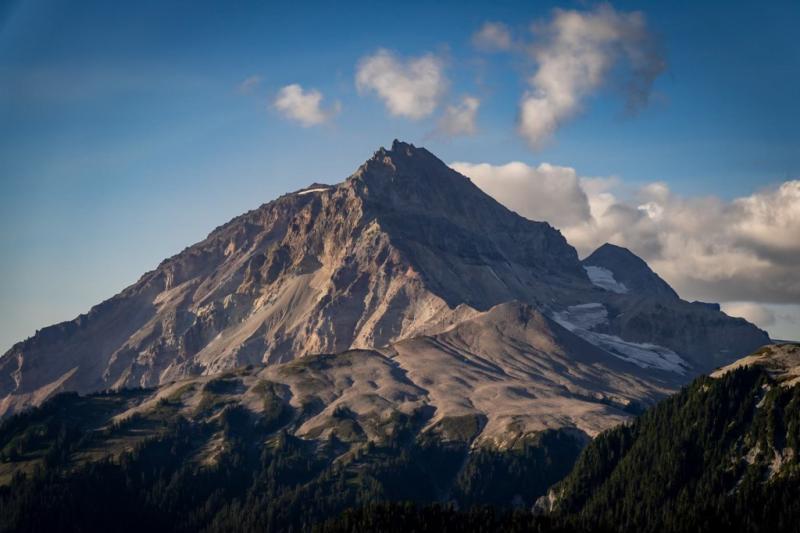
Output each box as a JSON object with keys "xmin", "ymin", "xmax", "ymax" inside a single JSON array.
[{"xmin": 0, "ymin": 365, "xmax": 582, "ymax": 532}]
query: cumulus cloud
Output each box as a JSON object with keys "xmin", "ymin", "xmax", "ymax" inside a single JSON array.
[
  {"xmin": 450, "ymin": 161, "xmax": 590, "ymax": 228},
  {"xmin": 451, "ymin": 160, "xmax": 800, "ymax": 318},
  {"xmin": 273, "ymin": 84, "xmax": 340, "ymax": 127},
  {"xmin": 565, "ymin": 179, "xmax": 800, "ymax": 306},
  {"xmin": 237, "ymin": 75, "xmax": 263, "ymax": 94},
  {"xmin": 472, "ymin": 22, "xmax": 513, "ymax": 52},
  {"xmin": 519, "ymin": 5, "xmax": 665, "ymax": 148},
  {"xmin": 355, "ymin": 49, "xmax": 447, "ymax": 119},
  {"xmin": 731, "ymin": 181, "xmax": 800, "ymax": 262},
  {"xmin": 437, "ymin": 96, "xmax": 480, "ymax": 137}
]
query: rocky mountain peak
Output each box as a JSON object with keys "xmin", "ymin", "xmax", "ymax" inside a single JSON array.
[
  {"xmin": 582, "ymin": 242, "xmax": 678, "ymax": 299},
  {"xmin": 350, "ymin": 140, "xmax": 580, "ymax": 259},
  {"xmin": 363, "ymin": 139, "xmax": 435, "ymax": 169},
  {"xmin": 0, "ymin": 142, "xmax": 770, "ymax": 418},
  {"xmin": 342, "ymin": 140, "xmax": 589, "ymax": 309},
  {"xmin": 349, "ymin": 138, "xmax": 491, "ymax": 218}
]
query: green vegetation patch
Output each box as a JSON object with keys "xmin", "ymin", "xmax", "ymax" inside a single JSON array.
[{"xmin": 550, "ymin": 366, "xmax": 800, "ymax": 533}]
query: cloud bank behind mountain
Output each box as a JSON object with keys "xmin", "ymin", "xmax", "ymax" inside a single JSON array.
[{"xmin": 452, "ymin": 160, "xmax": 800, "ymax": 339}]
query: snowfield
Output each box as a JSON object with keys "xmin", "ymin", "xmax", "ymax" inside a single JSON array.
[
  {"xmin": 553, "ymin": 303, "xmax": 689, "ymax": 375},
  {"xmin": 583, "ymin": 265, "xmax": 629, "ymax": 294},
  {"xmin": 297, "ymin": 187, "xmax": 331, "ymax": 195}
]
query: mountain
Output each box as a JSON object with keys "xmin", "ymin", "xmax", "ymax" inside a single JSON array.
[
  {"xmin": 0, "ymin": 140, "xmax": 768, "ymax": 426},
  {"xmin": 0, "ymin": 140, "xmax": 781, "ymax": 531},
  {"xmin": 539, "ymin": 343, "xmax": 800, "ymax": 533},
  {"xmin": 581, "ymin": 243, "xmax": 678, "ymax": 299}
]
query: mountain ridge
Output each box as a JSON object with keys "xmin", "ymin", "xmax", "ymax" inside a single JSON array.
[{"xmin": 0, "ymin": 140, "xmax": 769, "ymax": 418}]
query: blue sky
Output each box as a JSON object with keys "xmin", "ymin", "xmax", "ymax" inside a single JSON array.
[{"xmin": 1, "ymin": 0, "xmax": 799, "ymax": 350}]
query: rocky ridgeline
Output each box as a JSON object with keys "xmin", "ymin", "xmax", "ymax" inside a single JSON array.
[{"xmin": 0, "ymin": 141, "xmax": 769, "ymax": 436}]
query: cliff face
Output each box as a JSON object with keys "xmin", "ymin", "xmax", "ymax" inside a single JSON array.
[{"xmin": 0, "ymin": 141, "xmax": 769, "ymax": 417}]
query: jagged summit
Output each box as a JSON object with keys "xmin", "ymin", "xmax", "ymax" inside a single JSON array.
[
  {"xmin": 368, "ymin": 139, "xmax": 434, "ymax": 164},
  {"xmin": 351, "ymin": 139, "xmax": 480, "ymax": 204},
  {"xmin": 353, "ymin": 140, "xmax": 438, "ymax": 181},
  {"xmin": 0, "ymin": 141, "xmax": 769, "ymax": 417},
  {"xmin": 351, "ymin": 139, "xmax": 536, "ymax": 230}
]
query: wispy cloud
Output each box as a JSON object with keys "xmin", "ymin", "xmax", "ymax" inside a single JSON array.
[
  {"xmin": 273, "ymin": 84, "xmax": 340, "ymax": 127},
  {"xmin": 237, "ymin": 74, "xmax": 263, "ymax": 94},
  {"xmin": 519, "ymin": 5, "xmax": 665, "ymax": 148},
  {"xmin": 437, "ymin": 96, "xmax": 480, "ymax": 137},
  {"xmin": 355, "ymin": 49, "xmax": 447, "ymax": 119},
  {"xmin": 472, "ymin": 22, "xmax": 513, "ymax": 52}
]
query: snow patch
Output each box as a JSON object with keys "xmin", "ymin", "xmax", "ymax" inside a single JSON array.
[
  {"xmin": 553, "ymin": 304, "xmax": 689, "ymax": 375},
  {"xmin": 297, "ymin": 187, "xmax": 330, "ymax": 195},
  {"xmin": 583, "ymin": 265, "xmax": 628, "ymax": 294},
  {"xmin": 592, "ymin": 334, "xmax": 689, "ymax": 375},
  {"xmin": 554, "ymin": 303, "xmax": 608, "ymax": 331}
]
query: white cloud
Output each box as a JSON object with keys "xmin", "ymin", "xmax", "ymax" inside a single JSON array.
[
  {"xmin": 355, "ymin": 49, "xmax": 447, "ymax": 119},
  {"xmin": 472, "ymin": 22, "xmax": 513, "ymax": 52},
  {"xmin": 273, "ymin": 84, "xmax": 340, "ymax": 127},
  {"xmin": 731, "ymin": 180, "xmax": 800, "ymax": 260},
  {"xmin": 237, "ymin": 74, "xmax": 263, "ymax": 94},
  {"xmin": 565, "ymin": 179, "xmax": 800, "ymax": 306},
  {"xmin": 721, "ymin": 302, "xmax": 776, "ymax": 328},
  {"xmin": 437, "ymin": 96, "xmax": 480, "ymax": 136},
  {"xmin": 519, "ymin": 5, "xmax": 665, "ymax": 148},
  {"xmin": 450, "ymin": 161, "xmax": 591, "ymax": 228},
  {"xmin": 451, "ymin": 159, "xmax": 800, "ymax": 335}
]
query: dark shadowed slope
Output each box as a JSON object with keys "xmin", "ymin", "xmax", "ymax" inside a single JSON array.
[{"xmin": 542, "ymin": 343, "xmax": 800, "ymax": 533}]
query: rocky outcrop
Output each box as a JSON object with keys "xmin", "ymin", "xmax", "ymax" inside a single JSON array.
[{"xmin": 711, "ymin": 343, "xmax": 800, "ymax": 386}]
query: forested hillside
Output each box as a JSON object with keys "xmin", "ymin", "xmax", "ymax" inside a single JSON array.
[
  {"xmin": 0, "ymin": 385, "xmax": 581, "ymax": 532},
  {"xmin": 3, "ymin": 345, "xmax": 799, "ymax": 532},
  {"xmin": 546, "ymin": 344, "xmax": 800, "ymax": 533}
]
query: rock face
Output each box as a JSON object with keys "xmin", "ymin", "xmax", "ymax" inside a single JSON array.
[
  {"xmin": 0, "ymin": 140, "xmax": 770, "ymax": 422},
  {"xmin": 581, "ymin": 243, "xmax": 678, "ymax": 299},
  {"xmin": 578, "ymin": 242, "xmax": 769, "ymax": 372}
]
